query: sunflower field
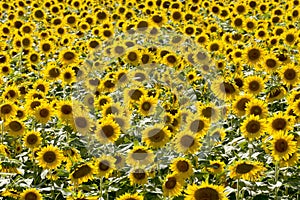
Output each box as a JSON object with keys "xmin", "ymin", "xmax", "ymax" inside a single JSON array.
[{"xmin": 0, "ymin": 0, "xmax": 300, "ymax": 199}]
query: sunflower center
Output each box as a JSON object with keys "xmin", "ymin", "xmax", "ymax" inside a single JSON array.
[
  {"xmin": 202, "ymin": 107, "xmax": 215, "ymax": 118},
  {"xmin": 194, "ymin": 187, "xmax": 219, "ymax": 200},
  {"xmin": 99, "ymin": 160, "xmax": 110, "ymax": 171},
  {"xmin": 104, "ymin": 80, "xmax": 115, "ymax": 88},
  {"xmin": 246, "ymin": 120, "xmax": 261, "ymax": 133},
  {"xmin": 133, "ymin": 169, "xmax": 146, "ymax": 180},
  {"xmin": 43, "ymin": 151, "xmax": 56, "ymax": 163},
  {"xmin": 141, "ymin": 102, "xmax": 151, "ymax": 111},
  {"xmin": 135, "ymin": 72, "xmax": 146, "ymax": 81},
  {"xmin": 49, "ymin": 68, "xmax": 60, "ymax": 78},
  {"xmin": 266, "ymin": 59, "xmax": 276, "ymax": 68},
  {"xmin": 31, "ymin": 101, "xmax": 41, "ymax": 110},
  {"xmin": 275, "ymin": 139, "xmax": 288, "ymax": 152},
  {"xmin": 247, "ymin": 48, "xmax": 261, "ymax": 61},
  {"xmin": 167, "ymin": 55, "xmax": 177, "ymax": 64},
  {"xmin": 237, "ymin": 98, "xmax": 250, "ymax": 111},
  {"xmin": 128, "ymin": 52, "xmax": 137, "ymax": 61},
  {"xmin": 37, "ymin": 84, "xmax": 45, "ymax": 92},
  {"xmin": 89, "ymin": 41, "xmax": 99, "ymax": 48},
  {"xmin": 212, "ymin": 163, "xmax": 221, "ymax": 169},
  {"xmin": 75, "ymin": 117, "xmax": 88, "ymax": 128},
  {"xmin": 180, "ymin": 135, "xmax": 195, "ymax": 148},
  {"xmin": 64, "ymin": 72, "xmax": 72, "ymax": 79},
  {"xmin": 1, "ymin": 104, "xmax": 12, "ymax": 114},
  {"xmin": 25, "ymin": 192, "xmax": 38, "ymax": 200},
  {"xmin": 190, "ymin": 119, "xmax": 204, "ymax": 133},
  {"xmin": 250, "ymin": 106, "xmax": 262, "ymax": 116},
  {"xmin": 236, "ymin": 163, "xmax": 254, "ymax": 174},
  {"xmin": 129, "ymin": 89, "xmax": 143, "ymax": 100},
  {"xmin": 39, "ymin": 108, "xmax": 49, "ymax": 118},
  {"xmin": 63, "ymin": 52, "xmax": 75, "ymax": 61},
  {"xmin": 165, "ymin": 177, "xmax": 177, "ymax": 189},
  {"xmin": 101, "ymin": 125, "xmax": 114, "ymax": 138},
  {"xmin": 284, "ymin": 69, "xmax": 296, "ymax": 80},
  {"xmin": 42, "ymin": 43, "xmax": 50, "ymax": 52},
  {"xmin": 286, "ymin": 34, "xmax": 295, "ymax": 43},
  {"xmin": 249, "ymin": 81, "xmax": 260, "ymax": 91},
  {"xmin": 132, "ymin": 149, "xmax": 148, "ymax": 160},
  {"xmin": 61, "ymin": 105, "xmax": 72, "ymax": 114},
  {"xmin": 148, "ymin": 128, "xmax": 165, "ymax": 142},
  {"xmin": 27, "ymin": 134, "xmax": 38, "ymax": 145},
  {"xmin": 9, "ymin": 121, "xmax": 22, "ymax": 131},
  {"xmin": 72, "ymin": 165, "xmax": 92, "ymax": 179},
  {"xmin": 176, "ymin": 160, "xmax": 189, "ymax": 172},
  {"xmin": 221, "ymin": 82, "xmax": 236, "ymax": 94},
  {"xmin": 115, "ymin": 46, "xmax": 125, "ymax": 55},
  {"xmin": 272, "ymin": 118, "xmax": 286, "ymax": 131}
]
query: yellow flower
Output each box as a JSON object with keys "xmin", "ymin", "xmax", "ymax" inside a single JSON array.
[
  {"xmin": 59, "ymin": 49, "xmax": 79, "ymax": 66},
  {"xmin": 129, "ymin": 168, "xmax": 148, "ymax": 185},
  {"xmin": 162, "ymin": 173, "xmax": 184, "ymax": 197},
  {"xmin": 95, "ymin": 155, "xmax": 116, "ymax": 178},
  {"xmin": 95, "ymin": 117, "xmax": 121, "ymax": 144},
  {"xmin": 268, "ymin": 112, "xmax": 294, "ymax": 134},
  {"xmin": 185, "ymin": 182, "xmax": 228, "ymax": 200},
  {"xmin": 240, "ymin": 115, "xmax": 267, "ymax": 141},
  {"xmin": 207, "ymin": 160, "xmax": 226, "ymax": 174},
  {"xmin": 174, "ymin": 131, "xmax": 201, "ymax": 154},
  {"xmin": 37, "ymin": 145, "xmax": 63, "ymax": 170},
  {"xmin": 142, "ymin": 124, "xmax": 171, "ymax": 148},
  {"xmin": 116, "ymin": 193, "xmax": 143, "ymax": 200},
  {"xmin": 270, "ymin": 131, "xmax": 297, "ymax": 161},
  {"xmin": 23, "ymin": 131, "xmax": 42, "ymax": 149},
  {"xmin": 70, "ymin": 162, "xmax": 95, "ymax": 185},
  {"xmin": 20, "ymin": 188, "xmax": 42, "ymax": 200},
  {"xmin": 126, "ymin": 146, "xmax": 154, "ymax": 167},
  {"xmin": 170, "ymin": 157, "xmax": 193, "ymax": 179},
  {"xmin": 229, "ymin": 160, "xmax": 266, "ymax": 181},
  {"xmin": 137, "ymin": 95, "xmax": 158, "ymax": 116}
]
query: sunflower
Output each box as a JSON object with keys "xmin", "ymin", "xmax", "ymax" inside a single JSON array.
[
  {"xmin": 211, "ymin": 78, "xmax": 238, "ymax": 101},
  {"xmin": 262, "ymin": 55, "xmax": 279, "ymax": 72},
  {"xmin": 123, "ymin": 49, "xmax": 140, "ymax": 66},
  {"xmin": 5, "ymin": 119, "xmax": 25, "ymax": 137},
  {"xmin": 142, "ymin": 124, "xmax": 171, "ymax": 148},
  {"xmin": 232, "ymin": 94, "xmax": 252, "ymax": 117},
  {"xmin": 37, "ymin": 145, "xmax": 63, "ymax": 170},
  {"xmin": 95, "ymin": 155, "xmax": 116, "ymax": 178},
  {"xmin": 0, "ymin": 101, "xmax": 16, "ymax": 118},
  {"xmin": 198, "ymin": 103, "xmax": 220, "ymax": 122},
  {"xmin": 59, "ymin": 49, "xmax": 78, "ymax": 66},
  {"xmin": 270, "ymin": 131, "xmax": 297, "ymax": 161},
  {"xmin": 243, "ymin": 45, "xmax": 264, "ymax": 65},
  {"xmin": 268, "ymin": 112, "xmax": 294, "ymax": 134},
  {"xmin": 126, "ymin": 146, "xmax": 154, "ymax": 167},
  {"xmin": 174, "ymin": 131, "xmax": 201, "ymax": 154},
  {"xmin": 40, "ymin": 40, "xmax": 53, "ymax": 55},
  {"xmin": 94, "ymin": 95, "xmax": 112, "ymax": 110},
  {"xmin": 243, "ymin": 76, "xmax": 264, "ymax": 95},
  {"xmin": 170, "ymin": 157, "xmax": 193, "ymax": 179},
  {"xmin": 20, "ymin": 188, "xmax": 42, "ymax": 200},
  {"xmin": 185, "ymin": 114, "xmax": 210, "ymax": 138},
  {"xmin": 23, "ymin": 131, "xmax": 42, "ymax": 149},
  {"xmin": 60, "ymin": 67, "xmax": 76, "ymax": 85},
  {"xmin": 137, "ymin": 95, "xmax": 157, "ymax": 116},
  {"xmin": 101, "ymin": 102, "xmax": 123, "ymax": 117},
  {"xmin": 129, "ymin": 168, "xmax": 148, "ymax": 185},
  {"xmin": 266, "ymin": 86, "xmax": 286, "ymax": 102},
  {"xmin": 2, "ymin": 85, "xmax": 19, "ymax": 100},
  {"xmin": 56, "ymin": 100, "xmax": 73, "ymax": 123},
  {"xmin": 98, "ymin": 77, "xmax": 116, "ymax": 93},
  {"xmin": 207, "ymin": 160, "xmax": 226, "ymax": 174},
  {"xmin": 73, "ymin": 110, "xmax": 93, "ymax": 135},
  {"xmin": 70, "ymin": 162, "xmax": 95, "ymax": 185},
  {"xmin": 116, "ymin": 193, "xmax": 143, "ymax": 200},
  {"xmin": 32, "ymin": 79, "xmax": 49, "ymax": 94},
  {"xmin": 43, "ymin": 64, "xmax": 61, "ymax": 81},
  {"xmin": 241, "ymin": 115, "xmax": 267, "ymax": 141},
  {"xmin": 34, "ymin": 103, "xmax": 53, "ymax": 124},
  {"xmin": 229, "ymin": 160, "xmax": 266, "ymax": 181},
  {"xmin": 279, "ymin": 152, "xmax": 299, "ymax": 167},
  {"xmin": 95, "ymin": 117, "xmax": 121, "ymax": 144},
  {"xmin": 245, "ymin": 98, "xmax": 268, "ymax": 118},
  {"xmin": 279, "ymin": 64, "xmax": 300, "ymax": 86},
  {"xmin": 163, "ymin": 173, "xmax": 184, "ymax": 197},
  {"xmin": 185, "ymin": 182, "xmax": 228, "ymax": 200}
]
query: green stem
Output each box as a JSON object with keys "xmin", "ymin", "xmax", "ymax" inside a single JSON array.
[
  {"xmin": 275, "ymin": 162, "xmax": 280, "ymax": 200},
  {"xmin": 99, "ymin": 177, "xmax": 103, "ymax": 198},
  {"xmin": 236, "ymin": 179, "xmax": 240, "ymax": 200}
]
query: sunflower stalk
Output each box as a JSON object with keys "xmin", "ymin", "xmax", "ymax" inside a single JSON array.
[
  {"xmin": 274, "ymin": 162, "xmax": 280, "ymax": 200},
  {"xmin": 236, "ymin": 178, "xmax": 240, "ymax": 200}
]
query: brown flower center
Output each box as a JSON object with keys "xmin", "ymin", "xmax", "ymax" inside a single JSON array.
[
  {"xmin": 246, "ymin": 120, "xmax": 261, "ymax": 133},
  {"xmin": 72, "ymin": 165, "xmax": 92, "ymax": 179},
  {"xmin": 43, "ymin": 151, "xmax": 56, "ymax": 163},
  {"xmin": 1, "ymin": 104, "xmax": 12, "ymax": 114},
  {"xmin": 61, "ymin": 105, "xmax": 72, "ymax": 115},
  {"xmin": 132, "ymin": 149, "xmax": 148, "ymax": 160},
  {"xmin": 284, "ymin": 69, "xmax": 296, "ymax": 80},
  {"xmin": 27, "ymin": 134, "xmax": 38, "ymax": 145},
  {"xmin": 25, "ymin": 192, "xmax": 38, "ymax": 200},
  {"xmin": 194, "ymin": 187, "xmax": 219, "ymax": 200},
  {"xmin": 165, "ymin": 177, "xmax": 177, "ymax": 189},
  {"xmin": 141, "ymin": 102, "xmax": 151, "ymax": 111},
  {"xmin": 236, "ymin": 163, "xmax": 254, "ymax": 174},
  {"xmin": 272, "ymin": 118, "xmax": 286, "ymax": 131},
  {"xmin": 63, "ymin": 52, "xmax": 75, "ymax": 61},
  {"xmin": 237, "ymin": 98, "xmax": 250, "ymax": 112},
  {"xmin": 275, "ymin": 139, "xmax": 288, "ymax": 152},
  {"xmin": 250, "ymin": 106, "xmax": 262, "ymax": 116},
  {"xmin": 247, "ymin": 48, "xmax": 261, "ymax": 61},
  {"xmin": 101, "ymin": 125, "xmax": 114, "ymax": 138},
  {"xmin": 99, "ymin": 160, "xmax": 110, "ymax": 171},
  {"xmin": 176, "ymin": 160, "xmax": 189, "ymax": 172},
  {"xmin": 39, "ymin": 108, "xmax": 49, "ymax": 118},
  {"xmin": 148, "ymin": 128, "xmax": 165, "ymax": 143},
  {"xmin": 190, "ymin": 119, "xmax": 204, "ymax": 133},
  {"xmin": 133, "ymin": 169, "xmax": 146, "ymax": 180},
  {"xmin": 75, "ymin": 117, "xmax": 88, "ymax": 128},
  {"xmin": 180, "ymin": 135, "xmax": 195, "ymax": 148},
  {"xmin": 9, "ymin": 121, "xmax": 22, "ymax": 131}
]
